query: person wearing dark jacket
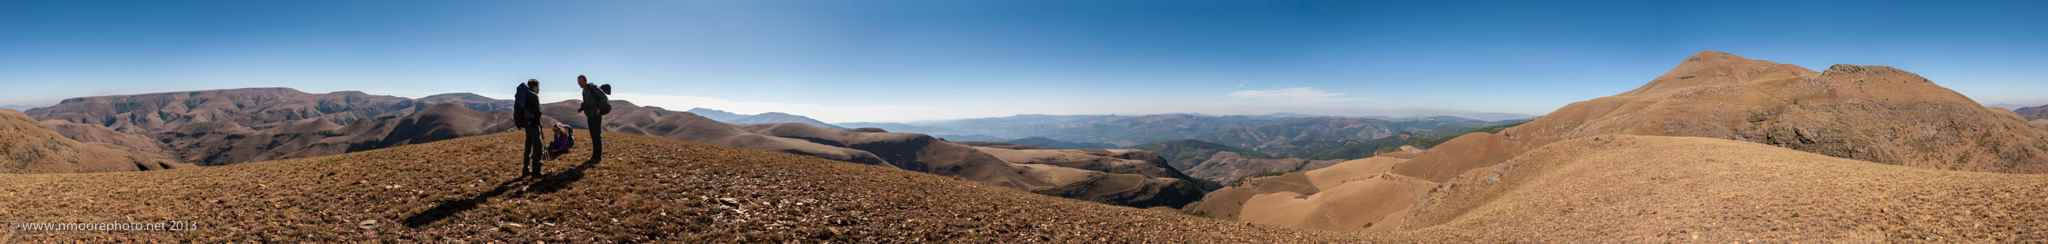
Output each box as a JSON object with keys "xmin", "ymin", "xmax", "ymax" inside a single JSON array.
[
  {"xmin": 514, "ymin": 79, "xmax": 545, "ymax": 177},
  {"xmin": 576, "ymin": 75, "xmax": 612, "ymax": 162}
]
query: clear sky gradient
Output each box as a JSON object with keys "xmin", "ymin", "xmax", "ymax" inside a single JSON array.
[{"xmin": 3, "ymin": 0, "xmax": 2043, "ymax": 122}]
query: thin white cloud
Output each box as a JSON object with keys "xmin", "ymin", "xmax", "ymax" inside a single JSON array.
[
  {"xmin": 0, "ymin": 97, "xmax": 60, "ymax": 110},
  {"xmin": 1225, "ymin": 87, "xmax": 1349, "ymax": 103}
]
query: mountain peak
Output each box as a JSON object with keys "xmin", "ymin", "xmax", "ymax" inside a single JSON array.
[
  {"xmin": 1821, "ymin": 64, "xmax": 1916, "ymax": 77},
  {"xmin": 1626, "ymin": 51, "xmax": 1816, "ymax": 95},
  {"xmin": 1684, "ymin": 50, "xmax": 1738, "ymax": 61}
]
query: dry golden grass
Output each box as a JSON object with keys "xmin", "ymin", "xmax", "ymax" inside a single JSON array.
[{"xmin": 1399, "ymin": 135, "xmax": 2048, "ymax": 242}]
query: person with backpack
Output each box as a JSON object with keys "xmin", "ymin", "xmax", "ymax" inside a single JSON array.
[
  {"xmin": 545, "ymin": 121, "xmax": 574, "ymax": 160},
  {"xmin": 513, "ymin": 79, "xmax": 545, "ymax": 177},
  {"xmin": 576, "ymin": 75, "xmax": 613, "ymax": 162}
]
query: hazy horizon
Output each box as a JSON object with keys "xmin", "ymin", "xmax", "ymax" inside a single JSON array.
[{"xmin": 5, "ymin": 0, "xmax": 2045, "ymax": 122}]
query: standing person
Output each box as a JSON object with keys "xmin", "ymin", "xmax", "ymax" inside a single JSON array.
[
  {"xmin": 576, "ymin": 75, "xmax": 612, "ymax": 162},
  {"xmin": 514, "ymin": 79, "xmax": 545, "ymax": 177}
]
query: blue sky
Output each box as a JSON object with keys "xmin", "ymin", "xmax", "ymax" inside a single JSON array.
[{"xmin": 2, "ymin": 0, "xmax": 2043, "ymax": 122}]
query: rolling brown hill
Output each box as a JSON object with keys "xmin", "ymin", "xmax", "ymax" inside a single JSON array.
[
  {"xmin": 36, "ymin": 120, "xmax": 177, "ymax": 163},
  {"xmin": 742, "ymin": 123, "xmax": 1207, "ymax": 208},
  {"xmin": 1182, "ymin": 151, "xmax": 1341, "ymax": 184},
  {"xmin": 0, "ymin": 109, "xmax": 187, "ymax": 173},
  {"xmin": 1189, "ymin": 51, "xmax": 2048, "ymax": 238},
  {"xmin": 2018, "ymin": 105, "xmax": 2048, "ymax": 130},
  {"xmin": 1505, "ymin": 51, "xmax": 2048, "ymax": 172},
  {"xmin": 26, "ymin": 88, "xmax": 420, "ymax": 164},
  {"xmin": 0, "ymin": 132, "xmax": 1361, "ymax": 242},
  {"xmin": 28, "ymin": 88, "xmax": 414, "ymax": 135},
  {"xmin": 2016, "ymin": 104, "xmax": 2047, "ymax": 120}
]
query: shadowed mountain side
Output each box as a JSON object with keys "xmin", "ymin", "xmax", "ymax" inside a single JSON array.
[
  {"xmin": 2007, "ymin": 104, "xmax": 2039, "ymax": 120},
  {"xmin": 344, "ymin": 103, "xmax": 516, "ymax": 151},
  {"xmin": 974, "ymin": 146, "xmax": 1219, "ymax": 193},
  {"xmin": 36, "ymin": 119, "xmax": 176, "ymax": 160},
  {"xmin": 2, "ymin": 109, "xmax": 187, "ymax": 173},
  {"xmin": 845, "ymin": 114, "xmax": 1513, "ymax": 161},
  {"xmin": 1183, "ymin": 152, "xmax": 1342, "ymax": 185},
  {"xmin": 741, "ymin": 123, "xmax": 1207, "ymax": 208},
  {"xmin": 971, "ymin": 147, "xmax": 1187, "ymax": 180},
  {"xmin": 0, "ymin": 132, "xmax": 1367, "ymax": 242},
  {"xmin": 1133, "ymin": 140, "xmax": 1272, "ymax": 172},
  {"xmin": 962, "ymin": 137, "xmax": 1120, "ymax": 149},
  {"xmin": 556, "ymin": 102, "xmax": 886, "ymax": 166}
]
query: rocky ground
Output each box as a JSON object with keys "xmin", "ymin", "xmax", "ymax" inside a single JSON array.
[{"xmin": 0, "ymin": 132, "xmax": 1364, "ymax": 242}]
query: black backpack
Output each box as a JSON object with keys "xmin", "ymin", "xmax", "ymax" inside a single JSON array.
[
  {"xmin": 595, "ymin": 84, "xmax": 613, "ymax": 115},
  {"xmin": 514, "ymin": 83, "xmax": 538, "ymax": 127}
]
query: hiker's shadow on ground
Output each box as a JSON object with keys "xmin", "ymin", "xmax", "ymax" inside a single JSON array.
[{"xmin": 403, "ymin": 158, "xmax": 602, "ymax": 228}]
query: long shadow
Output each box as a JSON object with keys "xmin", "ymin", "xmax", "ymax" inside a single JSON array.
[
  {"xmin": 403, "ymin": 158, "xmax": 602, "ymax": 228},
  {"xmin": 521, "ymin": 157, "xmax": 602, "ymax": 195}
]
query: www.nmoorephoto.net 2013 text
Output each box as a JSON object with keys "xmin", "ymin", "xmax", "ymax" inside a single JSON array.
[{"xmin": 11, "ymin": 221, "xmax": 199, "ymax": 232}]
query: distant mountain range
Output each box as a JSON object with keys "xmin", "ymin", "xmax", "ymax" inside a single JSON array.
[
  {"xmin": 14, "ymin": 88, "xmax": 1205, "ymax": 207},
  {"xmin": 0, "ymin": 104, "xmax": 37, "ymax": 111},
  {"xmin": 685, "ymin": 108, "xmax": 842, "ymax": 129},
  {"xmin": 957, "ymin": 137, "xmax": 1118, "ymax": 150},
  {"xmin": 2017, "ymin": 104, "xmax": 2048, "ymax": 121},
  {"xmin": 843, "ymin": 114, "xmax": 1521, "ymax": 161}
]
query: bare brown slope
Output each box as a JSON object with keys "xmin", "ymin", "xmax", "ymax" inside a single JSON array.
[
  {"xmin": 1188, "ymin": 51, "xmax": 2048, "ymax": 232},
  {"xmin": 1507, "ymin": 51, "xmax": 2048, "ymax": 172},
  {"xmin": 0, "ymin": 110, "xmax": 183, "ymax": 173},
  {"xmin": 1183, "ymin": 151, "xmax": 1342, "ymax": 184},
  {"xmin": 1190, "ymin": 155, "xmax": 1432, "ymax": 231},
  {"xmin": 571, "ymin": 104, "xmax": 887, "ymax": 166},
  {"xmin": 24, "ymin": 88, "xmax": 419, "ymax": 165},
  {"xmin": 35, "ymin": 119, "xmax": 178, "ymax": 164},
  {"xmin": 972, "ymin": 147, "xmax": 1187, "ymax": 181},
  {"xmin": 973, "ymin": 147, "xmax": 1210, "ymax": 207},
  {"xmin": 345, "ymin": 103, "xmax": 514, "ymax": 151},
  {"xmin": 1181, "ymin": 173, "xmax": 1318, "ymax": 220},
  {"xmin": 0, "ymin": 132, "xmax": 1361, "ymax": 242},
  {"xmin": 27, "ymin": 88, "xmax": 414, "ymax": 134},
  {"xmin": 35, "ymin": 118, "xmax": 195, "ymax": 171},
  {"xmin": 1390, "ymin": 135, "xmax": 2048, "ymax": 242},
  {"xmin": 1387, "ymin": 132, "xmax": 1523, "ymax": 182},
  {"xmin": 736, "ymin": 122, "xmax": 1024, "ymax": 180},
  {"xmin": 743, "ymin": 123, "xmax": 1205, "ymax": 208}
]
